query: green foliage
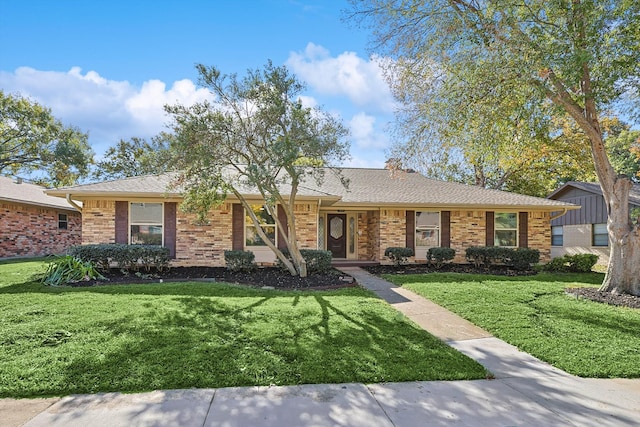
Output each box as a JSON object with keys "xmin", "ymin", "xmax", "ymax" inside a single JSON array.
[
  {"xmin": 92, "ymin": 134, "xmax": 174, "ymax": 181},
  {"xmin": 0, "ymin": 91, "xmax": 93, "ymax": 186},
  {"xmin": 68, "ymin": 244, "xmax": 170, "ymax": 273},
  {"xmin": 543, "ymin": 254, "xmax": 599, "ymax": 273},
  {"xmin": 40, "ymin": 255, "xmax": 105, "ymax": 286},
  {"xmin": 384, "ymin": 247, "xmax": 415, "ymax": 266},
  {"xmin": 426, "ymin": 247, "xmax": 455, "ymax": 269},
  {"xmin": 224, "ymin": 250, "xmax": 257, "ymax": 272},
  {"xmin": 387, "ymin": 271, "xmax": 640, "ymax": 378},
  {"xmin": 465, "ymin": 246, "xmax": 539, "ymax": 270},
  {"xmin": 276, "ymin": 249, "xmax": 333, "ymax": 274},
  {"xmin": 165, "ymin": 61, "xmax": 350, "ymax": 276},
  {"xmin": 0, "ymin": 259, "xmax": 486, "ymax": 398}
]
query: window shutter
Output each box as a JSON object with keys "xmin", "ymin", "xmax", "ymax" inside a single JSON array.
[
  {"xmin": 115, "ymin": 201, "xmax": 128, "ymax": 244},
  {"xmin": 232, "ymin": 204, "xmax": 244, "ymax": 250},
  {"xmin": 406, "ymin": 210, "xmax": 415, "ymax": 251},
  {"xmin": 277, "ymin": 205, "xmax": 289, "ymax": 250},
  {"xmin": 441, "ymin": 211, "xmax": 451, "ymax": 247},
  {"xmin": 164, "ymin": 202, "xmax": 177, "ymax": 258},
  {"xmin": 486, "ymin": 211, "xmax": 495, "ymax": 246},
  {"xmin": 519, "ymin": 212, "xmax": 528, "ymax": 248}
]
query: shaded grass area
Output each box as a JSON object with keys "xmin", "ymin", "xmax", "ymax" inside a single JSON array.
[
  {"xmin": 0, "ymin": 259, "xmax": 486, "ymax": 398},
  {"xmin": 385, "ymin": 272, "xmax": 640, "ymax": 378}
]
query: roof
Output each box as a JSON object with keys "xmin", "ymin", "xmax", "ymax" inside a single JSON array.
[
  {"xmin": 0, "ymin": 176, "xmax": 79, "ymax": 211},
  {"xmin": 548, "ymin": 181, "xmax": 640, "ymax": 206},
  {"xmin": 46, "ymin": 168, "xmax": 577, "ymax": 211}
]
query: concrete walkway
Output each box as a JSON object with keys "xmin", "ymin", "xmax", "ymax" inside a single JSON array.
[{"xmin": 3, "ymin": 267, "xmax": 640, "ymax": 426}]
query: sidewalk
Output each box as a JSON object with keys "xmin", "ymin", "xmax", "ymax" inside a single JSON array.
[{"xmin": 3, "ymin": 267, "xmax": 640, "ymax": 426}]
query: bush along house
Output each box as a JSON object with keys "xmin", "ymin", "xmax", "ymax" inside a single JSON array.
[{"xmin": 46, "ymin": 168, "xmax": 578, "ymax": 267}]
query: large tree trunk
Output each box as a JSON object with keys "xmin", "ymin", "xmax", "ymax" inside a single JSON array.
[{"xmin": 599, "ymin": 178, "xmax": 640, "ymax": 295}]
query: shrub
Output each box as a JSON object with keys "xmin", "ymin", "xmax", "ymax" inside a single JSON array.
[
  {"xmin": 68, "ymin": 244, "xmax": 170, "ymax": 273},
  {"xmin": 224, "ymin": 250, "xmax": 257, "ymax": 272},
  {"xmin": 384, "ymin": 247, "xmax": 415, "ymax": 266},
  {"xmin": 466, "ymin": 246, "xmax": 538, "ymax": 270},
  {"xmin": 507, "ymin": 248, "xmax": 540, "ymax": 270},
  {"xmin": 41, "ymin": 255, "xmax": 105, "ymax": 286},
  {"xmin": 542, "ymin": 254, "xmax": 598, "ymax": 273},
  {"xmin": 276, "ymin": 249, "xmax": 333, "ymax": 274},
  {"xmin": 427, "ymin": 247, "xmax": 455, "ymax": 269}
]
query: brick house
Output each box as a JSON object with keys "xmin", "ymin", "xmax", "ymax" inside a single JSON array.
[
  {"xmin": 46, "ymin": 168, "xmax": 576, "ymax": 266},
  {"xmin": 1, "ymin": 176, "xmax": 82, "ymax": 258},
  {"xmin": 548, "ymin": 181, "xmax": 640, "ymax": 265}
]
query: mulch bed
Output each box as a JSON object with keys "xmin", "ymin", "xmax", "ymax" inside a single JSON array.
[
  {"xmin": 565, "ymin": 287, "xmax": 640, "ymax": 309},
  {"xmin": 81, "ymin": 266, "xmax": 357, "ymax": 290},
  {"xmin": 362, "ymin": 263, "xmax": 537, "ymax": 276}
]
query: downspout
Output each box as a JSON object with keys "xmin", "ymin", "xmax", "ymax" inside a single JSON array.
[
  {"xmin": 66, "ymin": 194, "xmax": 82, "ymax": 213},
  {"xmin": 550, "ymin": 208, "xmax": 568, "ymax": 221}
]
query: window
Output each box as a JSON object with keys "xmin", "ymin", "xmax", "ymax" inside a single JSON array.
[
  {"xmin": 416, "ymin": 211, "xmax": 440, "ymax": 247},
  {"xmin": 245, "ymin": 205, "xmax": 276, "ymax": 246},
  {"xmin": 348, "ymin": 215, "xmax": 356, "ymax": 255},
  {"xmin": 58, "ymin": 213, "xmax": 68, "ymax": 230},
  {"xmin": 551, "ymin": 226, "xmax": 563, "ymax": 246},
  {"xmin": 130, "ymin": 203, "xmax": 163, "ymax": 245},
  {"xmin": 495, "ymin": 212, "xmax": 517, "ymax": 247},
  {"xmin": 592, "ymin": 223, "xmax": 608, "ymax": 247}
]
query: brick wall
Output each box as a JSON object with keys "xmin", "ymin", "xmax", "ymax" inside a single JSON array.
[
  {"xmin": 174, "ymin": 204, "xmax": 233, "ymax": 267},
  {"xmin": 291, "ymin": 203, "xmax": 318, "ymax": 249},
  {"xmin": 528, "ymin": 211, "xmax": 551, "ymax": 262},
  {"xmin": 81, "ymin": 200, "xmax": 116, "ymax": 244},
  {"xmin": 378, "ymin": 209, "xmax": 406, "ymax": 263},
  {"xmin": 450, "ymin": 210, "xmax": 487, "ymax": 263},
  {"xmin": 0, "ymin": 201, "xmax": 81, "ymax": 258}
]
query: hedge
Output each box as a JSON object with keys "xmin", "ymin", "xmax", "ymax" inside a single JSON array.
[
  {"xmin": 68, "ymin": 244, "xmax": 170, "ymax": 272},
  {"xmin": 224, "ymin": 250, "xmax": 257, "ymax": 272},
  {"xmin": 384, "ymin": 247, "xmax": 415, "ymax": 266},
  {"xmin": 276, "ymin": 249, "xmax": 333, "ymax": 274},
  {"xmin": 465, "ymin": 246, "xmax": 540, "ymax": 270},
  {"xmin": 427, "ymin": 247, "xmax": 455, "ymax": 269}
]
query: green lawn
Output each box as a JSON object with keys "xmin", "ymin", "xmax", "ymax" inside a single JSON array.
[
  {"xmin": 385, "ymin": 272, "xmax": 640, "ymax": 378},
  {"xmin": 0, "ymin": 259, "xmax": 486, "ymax": 398}
]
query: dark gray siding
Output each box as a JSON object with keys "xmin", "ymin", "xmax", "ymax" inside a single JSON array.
[{"xmin": 551, "ymin": 195, "xmax": 608, "ymax": 226}]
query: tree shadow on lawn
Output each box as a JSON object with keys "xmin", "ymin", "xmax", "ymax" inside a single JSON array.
[{"xmin": 11, "ymin": 292, "xmax": 485, "ymax": 398}]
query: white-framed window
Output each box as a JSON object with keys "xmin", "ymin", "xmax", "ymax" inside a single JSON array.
[
  {"xmin": 495, "ymin": 212, "xmax": 517, "ymax": 247},
  {"xmin": 130, "ymin": 202, "xmax": 163, "ymax": 245},
  {"xmin": 245, "ymin": 204, "xmax": 276, "ymax": 247},
  {"xmin": 592, "ymin": 223, "xmax": 608, "ymax": 247},
  {"xmin": 416, "ymin": 211, "xmax": 440, "ymax": 247},
  {"xmin": 551, "ymin": 225, "xmax": 563, "ymax": 246},
  {"xmin": 58, "ymin": 213, "xmax": 68, "ymax": 230}
]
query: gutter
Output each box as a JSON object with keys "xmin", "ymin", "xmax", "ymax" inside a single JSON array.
[
  {"xmin": 66, "ymin": 194, "xmax": 83, "ymax": 213},
  {"xmin": 550, "ymin": 208, "xmax": 568, "ymax": 221}
]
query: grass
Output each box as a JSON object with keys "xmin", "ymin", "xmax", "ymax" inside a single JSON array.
[
  {"xmin": 0, "ymin": 258, "xmax": 487, "ymax": 398},
  {"xmin": 385, "ymin": 271, "xmax": 640, "ymax": 378}
]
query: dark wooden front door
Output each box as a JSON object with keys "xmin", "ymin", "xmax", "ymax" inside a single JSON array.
[{"xmin": 327, "ymin": 214, "xmax": 347, "ymax": 258}]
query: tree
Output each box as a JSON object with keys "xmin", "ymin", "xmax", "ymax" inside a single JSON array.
[
  {"xmin": 165, "ymin": 61, "xmax": 349, "ymax": 277},
  {"xmin": 93, "ymin": 134, "xmax": 174, "ymax": 180},
  {"xmin": 350, "ymin": 0, "xmax": 640, "ymax": 295},
  {"xmin": 0, "ymin": 91, "xmax": 93, "ymax": 187}
]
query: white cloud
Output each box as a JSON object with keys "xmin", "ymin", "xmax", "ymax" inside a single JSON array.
[
  {"xmin": 286, "ymin": 43, "xmax": 396, "ymax": 113},
  {"xmin": 348, "ymin": 112, "xmax": 390, "ymax": 149},
  {"xmin": 0, "ymin": 67, "xmax": 212, "ymax": 155}
]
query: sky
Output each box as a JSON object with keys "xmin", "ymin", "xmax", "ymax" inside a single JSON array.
[{"xmin": 0, "ymin": 0, "xmax": 397, "ymax": 170}]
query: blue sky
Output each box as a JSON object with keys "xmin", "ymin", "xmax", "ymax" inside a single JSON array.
[{"xmin": 0, "ymin": 0, "xmax": 395, "ymax": 169}]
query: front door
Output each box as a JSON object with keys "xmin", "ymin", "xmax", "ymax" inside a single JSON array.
[{"xmin": 327, "ymin": 214, "xmax": 347, "ymax": 258}]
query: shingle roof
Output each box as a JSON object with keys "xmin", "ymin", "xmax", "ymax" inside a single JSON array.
[
  {"xmin": 47, "ymin": 168, "xmax": 576, "ymax": 210},
  {"xmin": 548, "ymin": 181, "xmax": 640, "ymax": 206},
  {"xmin": 0, "ymin": 176, "xmax": 79, "ymax": 211}
]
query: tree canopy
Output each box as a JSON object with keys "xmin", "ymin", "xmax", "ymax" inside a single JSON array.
[
  {"xmin": 92, "ymin": 135, "xmax": 173, "ymax": 181},
  {"xmin": 350, "ymin": 0, "xmax": 640, "ymax": 294},
  {"xmin": 0, "ymin": 91, "xmax": 93, "ymax": 187},
  {"xmin": 165, "ymin": 61, "xmax": 350, "ymax": 277}
]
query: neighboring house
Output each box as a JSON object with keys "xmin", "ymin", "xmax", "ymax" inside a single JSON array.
[
  {"xmin": 46, "ymin": 168, "xmax": 577, "ymax": 267},
  {"xmin": 547, "ymin": 181, "xmax": 640, "ymax": 265},
  {"xmin": 0, "ymin": 176, "xmax": 82, "ymax": 258}
]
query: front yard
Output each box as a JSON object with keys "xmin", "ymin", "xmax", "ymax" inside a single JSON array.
[
  {"xmin": 386, "ymin": 272, "xmax": 640, "ymax": 378},
  {"xmin": 0, "ymin": 258, "xmax": 486, "ymax": 398}
]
